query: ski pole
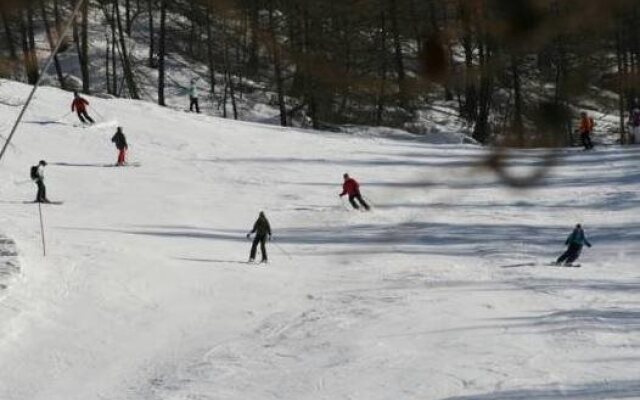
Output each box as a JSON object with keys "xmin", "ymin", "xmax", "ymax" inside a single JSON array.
[
  {"xmin": 272, "ymin": 240, "xmax": 293, "ymax": 260},
  {"xmin": 363, "ymin": 195, "xmax": 375, "ymax": 207},
  {"xmin": 339, "ymin": 196, "xmax": 350, "ymax": 211},
  {"xmin": 89, "ymin": 105, "xmax": 106, "ymax": 122},
  {"xmin": 54, "ymin": 111, "xmax": 72, "ymax": 123}
]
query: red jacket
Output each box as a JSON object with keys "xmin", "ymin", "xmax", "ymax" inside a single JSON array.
[
  {"xmin": 340, "ymin": 178, "xmax": 360, "ymax": 196},
  {"xmin": 579, "ymin": 116, "xmax": 594, "ymax": 135},
  {"xmin": 72, "ymin": 97, "xmax": 89, "ymax": 113}
]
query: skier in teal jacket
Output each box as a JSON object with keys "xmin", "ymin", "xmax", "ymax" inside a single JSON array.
[{"xmin": 556, "ymin": 224, "xmax": 592, "ymax": 265}]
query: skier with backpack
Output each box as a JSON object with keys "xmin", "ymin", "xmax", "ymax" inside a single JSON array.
[
  {"xmin": 554, "ymin": 224, "xmax": 592, "ymax": 266},
  {"xmin": 111, "ymin": 127, "xmax": 128, "ymax": 166},
  {"xmin": 71, "ymin": 91, "xmax": 95, "ymax": 124},
  {"xmin": 339, "ymin": 173, "xmax": 370, "ymax": 211},
  {"xmin": 577, "ymin": 111, "xmax": 595, "ymax": 150},
  {"xmin": 30, "ymin": 160, "xmax": 49, "ymax": 203},
  {"xmin": 628, "ymin": 106, "xmax": 640, "ymax": 144},
  {"xmin": 188, "ymin": 78, "xmax": 200, "ymax": 113},
  {"xmin": 246, "ymin": 211, "xmax": 272, "ymax": 263}
]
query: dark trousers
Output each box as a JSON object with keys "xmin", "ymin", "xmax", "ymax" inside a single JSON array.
[
  {"xmin": 189, "ymin": 97, "xmax": 200, "ymax": 113},
  {"xmin": 581, "ymin": 133, "xmax": 594, "ymax": 150},
  {"xmin": 349, "ymin": 193, "xmax": 370, "ymax": 210},
  {"xmin": 77, "ymin": 110, "xmax": 94, "ymax": 124},
  {"xmin": 250, "ymin": 235, "xmax": 267, "ymax": 261},
  {"xmin": 35, "ymin": 180, "xmax": 47, "ymax": 202},
  {"xmin": 557, "ymin": 243, "xmax": 582, "ymax": 265}
]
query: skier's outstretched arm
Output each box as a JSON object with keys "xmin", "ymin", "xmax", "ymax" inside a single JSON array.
[{"xmin": 246, "ymin": 222, "xmax": 257, "ymax": 238}]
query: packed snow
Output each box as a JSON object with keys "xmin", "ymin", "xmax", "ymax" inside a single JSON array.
[{"xmin": 0, "ymin": 80, "xmax": 639, "ymax": 399}]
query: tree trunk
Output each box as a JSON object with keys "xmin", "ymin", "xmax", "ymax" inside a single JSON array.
[
  {"xmin": 389, "ymin": 0, "xmax": 406, "ymax": 108},
  {"xmin": 147, "ymin": 0, "xmax": 155, "ymax": 66},
  {"xmin": 511, "ymin": 55, "xmax": 524, "ymax": 143},
  {"xmin": 40, "ymin": 0, "xmax": 66, "ymax": 87},
  {"xmin": 206, "ymin": 2, "xmax": 216, "ymax": 99},
  {"xmin": 115, "ymin": 0, "xmax": 140, "ymax": 99},
  {"xmin": 80, "ymin": 0, "xmax": 90, "ymax": 93},
  {"xmin": 20, "ymin": 6, "xmax": 39, "ymax": 84},
  {"xmin": 376, "ymin": 12, "xmax": 388, "ymax": 126},
  {"xmin": 268, "ymin": 5, "xmax": 286, "ymax": 126},
  {"xmin": 1, "ymin": 11, "xmax": 19, "ymax": 63},
  {"xmin": 157, "ymin": 0, "xmax": 166, "ymax": 105}
]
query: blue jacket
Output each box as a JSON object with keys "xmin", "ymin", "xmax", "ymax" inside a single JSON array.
[{"xmin": 566, "ymin": 228, "xmax": 591, "ymax": 247}]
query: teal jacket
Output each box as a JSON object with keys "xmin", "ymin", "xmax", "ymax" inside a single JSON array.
[
  {"xmin": 188, "ymin": 84, "xmax": 198, "ymax": 98},
  {"xmin": 566, "ymin": 228, "xmax": 591, "ymax": 247}
]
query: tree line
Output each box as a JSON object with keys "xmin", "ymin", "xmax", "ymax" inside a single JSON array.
[{"xmin": 1, "ymin": 0, "xmax": 639, "ymax": 146}]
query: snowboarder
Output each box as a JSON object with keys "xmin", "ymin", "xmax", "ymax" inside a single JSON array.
[
  {"xmin": 246, "ymin": 211, "xmax": 272, "ymax": 263},
  {"xmin": 577, "ymin": 111, "xmax": 595, "ymax": 150},
  {"xmin": 71, "ymin": 91, "xmax": 95, "ymax": 124},
  {"xmin": 339, "ymin": 173, "xmax": 370, "ymax": 210},
  {"xmin": 555, "ymin": 224, "xmax": 592, "ymax": 266},
  {"xmin": 111, "ymin": 127, "xmax": 128, "ymax": 166},
  {"xmin": 30, "ymin": 160, "xmax": 49, "ymax": 203},
  {"xmin": 188, "ymin": 78, "xmax": 200, "ymax": 113},
  {"xmin": 628, "ymin": 106, "xmax": 640, "ymax": 144}
]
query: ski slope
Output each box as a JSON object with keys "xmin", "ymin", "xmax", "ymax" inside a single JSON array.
[{"xmin": 0, "ymin": 80, "xmax": 639, "ymax": 400}]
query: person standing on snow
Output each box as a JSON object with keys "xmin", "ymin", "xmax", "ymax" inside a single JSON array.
[
  {"xmin": 71, "ymin": 91, "xmax": 95, "ymax": 124},
  {"xmin": 577, "ymin": 111, "xmax": 595, "ymax": 150},
  {"xmin": 188, "ymin": 78, "xmax": 200, "ymax": 113},
  {"xmin": 111, "ymin": 127, "xmax": 129, "ymax": 166},
  {"xmin": 339, "ymin": 173, "xmax": 370, "ymax": 210},
  {"xmin": 246, "ymin": 211, "xmax": 272, "ymax": 263},
  {"xmin": 628, "ymin": 106, "xmax": 640, "ymax": 144},
  {"xmin": 31, "ymin": 160, "xmax": 49, "ymax": 203},
  {"xmin": 555, "ymin": 224, "xmax": 592, "ymax": 266}
]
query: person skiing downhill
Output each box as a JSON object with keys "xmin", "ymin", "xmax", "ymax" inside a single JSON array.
[
  {"xmin": 339, "ymin": 173, "xmax": 370, "ymax": 210},
  {"xmin": 577, "ymin": 111, "xmax": 595, "ymax": 150},
  {"xmin": 71, "ymin": 91, "xmax": 95, "ymax": 124},
  {"xmin": 31, "ymin": 160, "xmax": 49, "ymax": 203},
  {"xmin": 246, "ymin": 211, "xmax": 272, "ymax": 263},
  {"xmin": 555, "ymin": 224, "xmax": 592, "ymax": 266},
  {"xmin": 111, "ymin": 127, "xmax": 128, "ymax": 166},
  {"xmin": 188, "ymin": 78, "xmax": 200, "ymax": 113}
]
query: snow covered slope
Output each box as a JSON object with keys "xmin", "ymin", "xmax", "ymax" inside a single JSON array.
[{"xmin": 0, "ymin": 80, "xmax": 639, "ymax": 400}]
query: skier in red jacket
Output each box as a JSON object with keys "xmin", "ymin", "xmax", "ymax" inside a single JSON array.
[
  {"xmin": 71, "ymin": 91, "xmax": 95, "ymax": 124},
  {"xmin": 339, "ymin": 173, "xmax": 370, "ymax": 210}
]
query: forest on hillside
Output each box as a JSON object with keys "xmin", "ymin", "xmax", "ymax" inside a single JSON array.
[{"xmin": 1, "ymin": 0, "xmax": 640, "ymax": 146}]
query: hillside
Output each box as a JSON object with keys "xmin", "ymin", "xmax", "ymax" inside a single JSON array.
[{"xmin": 0, "ymin": 80, "xmax": 639, "ymax": 399}]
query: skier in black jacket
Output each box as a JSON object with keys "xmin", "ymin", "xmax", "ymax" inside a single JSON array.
[
  {"xmin": 31, "ymin": 160, "xmax": 49, "ymax": 203},
  {"xmin": 111, "ymin": 127, "xmax": 128, "ymax": 166},
  {"xmin": 246, "ymin": 211, "xmax": 272, "ymax": 263}
]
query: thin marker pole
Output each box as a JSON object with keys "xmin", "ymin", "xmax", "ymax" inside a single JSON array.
[{"xmin": 38, "ymin": 202, "xmax": 46, "ymax": 257}]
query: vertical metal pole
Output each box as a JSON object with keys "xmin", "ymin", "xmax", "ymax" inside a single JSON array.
[
  {"xmin": 0, "ymin": 0, "xmax": 86, "ymax": 164},
  {"xmin": 38, "ymin": 202, "xmax": 46, "ymax": 257}
]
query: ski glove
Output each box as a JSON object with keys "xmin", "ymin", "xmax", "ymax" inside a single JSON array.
[{"xmin": 246, "ymin": 233, "xmax": 251, "ymax": 239}]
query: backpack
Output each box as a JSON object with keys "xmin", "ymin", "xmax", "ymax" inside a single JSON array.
[{"xmin": 30, "ymin": 165, "xmax": 39, "ymax": 180}]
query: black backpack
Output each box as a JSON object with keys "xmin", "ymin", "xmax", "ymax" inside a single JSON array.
[{"xmin": 30, "ymin": 165, "xmax": 39, "ymax": 180}]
